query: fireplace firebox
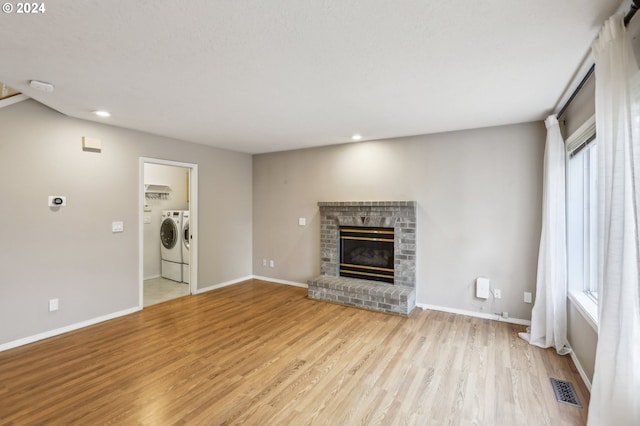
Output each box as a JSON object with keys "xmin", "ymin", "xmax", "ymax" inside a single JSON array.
[{"xmin": 340, "ymin": 226, "xmax": 394, "ymax": 283}]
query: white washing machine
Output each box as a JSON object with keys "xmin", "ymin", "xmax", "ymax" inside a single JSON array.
[
  {"xmin": 160, "ymin": 210, "xmax": 183, "ymax": 282},
  {"xmin": 181, "ymin": 210, "xmax": 190, "ymax": 284}
]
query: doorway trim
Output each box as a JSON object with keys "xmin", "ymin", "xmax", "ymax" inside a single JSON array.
[{"xmin": 139, "ymin": 157, "xmax": 198, "ymax": 308}]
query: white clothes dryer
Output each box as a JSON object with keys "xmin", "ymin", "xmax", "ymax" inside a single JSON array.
[
  {"xmin": 181, "ymin": 210, "xmax": 190, "ymax": 284},
  {"xmin": 160, "ymin": 210, "xmax": 183, "ymax": 282}
]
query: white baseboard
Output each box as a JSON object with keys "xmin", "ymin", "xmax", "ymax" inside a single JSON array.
[
  {"xmin": 195, "ymin": 275, "xmax": 254, "ymax": 294},
  {"xmin": 252, "ymin": 275, "xmax": 308, "ymax": 288},
  {"xmin": 569, "ymin": 350, "xmax": 592, "ymax": 392},
  {"xmin": 417, "ymin": 303, "xmax": 532, "ymax": 326},
  {"xmin": 0, "ymin": 306, "xmax": 141, "ymax": 353}
]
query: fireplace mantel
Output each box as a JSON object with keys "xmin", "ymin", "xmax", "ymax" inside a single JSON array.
[
  {"xmin": 308, "ymin": 201, "xmax": 417, "ymax": 315},
  {"xmin": 317, "ymin": 201, "xmax": 416, "ymax": 207}
]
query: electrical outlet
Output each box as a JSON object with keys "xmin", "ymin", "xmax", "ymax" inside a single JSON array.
[
  {"xmin": 524, "ymin": 292, "xmax": 532, "ymax": 303},
  {"xmin": 502, "ymin": 311, "xmax": 509, "ymax": 319},
  {"xmin": 493, "ymin": 289, "xmax": 501, "ymax": 299},
  {"xmin": 262, "ymin": 259, "xmax": 267, "ymax": 267},
  {"xmin": 269, "ymin": 260, "xmax": 275, "ymax": 268}
]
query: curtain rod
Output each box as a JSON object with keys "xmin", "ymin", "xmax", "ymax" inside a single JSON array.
[{"xmin": 556, "ymin": 0, "xmax": 639, "ymax": 119}]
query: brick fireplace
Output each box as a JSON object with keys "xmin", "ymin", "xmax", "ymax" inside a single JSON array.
[{"xmin": 308, "ymin": 201, "xmax": 417, "ymax": 315}]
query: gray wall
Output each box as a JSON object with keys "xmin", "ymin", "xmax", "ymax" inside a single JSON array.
[
  {"xmin": 253, "ymin": 122, "xmax": 545, "ymax": 320},
  {"xmin": 0, "ymin": 99, "xmax": 252, "ymax": 345},
  {"xmin": 567, "ymin": 302, "xmax": 597, "ymax": 382}
]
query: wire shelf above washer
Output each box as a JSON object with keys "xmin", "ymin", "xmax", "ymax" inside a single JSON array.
[{"xmin": 145, "ymin": 184, "xmax": 172, "ymax": 200}]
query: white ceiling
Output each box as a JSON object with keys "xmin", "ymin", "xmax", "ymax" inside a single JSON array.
[{"xmin": 0, "ymin": 0, "xmax": 625, "ymax": 154}]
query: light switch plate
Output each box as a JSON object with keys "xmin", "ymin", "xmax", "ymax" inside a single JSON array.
[
  {"xmin": 112, "ymin": 221, "xmax": 124, "ymax": 233},
  {"xmin": 298, "ymin": 217, "xmax": 306, "ymax": 226},
  {"xmin": 49, "ymin": 298, "xmax": 59, "ymax": 312}
]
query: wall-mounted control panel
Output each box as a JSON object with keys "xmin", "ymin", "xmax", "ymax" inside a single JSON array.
[
  {"xmin": 476, "ymin": 277, "xmax": 490, "ymax": 299},
  {"xmin": 48, "ymin": 195, "xmax": 66, "ymax": 207}
]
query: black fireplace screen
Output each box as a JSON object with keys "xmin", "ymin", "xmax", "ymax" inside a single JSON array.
[{"xmin": 340, "ymin": 226, "xmax": 394, "ymax": 283}]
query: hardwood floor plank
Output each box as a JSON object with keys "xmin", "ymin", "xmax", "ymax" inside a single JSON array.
[{"xmin": 0, "ymin": 279, "xmax": 589, "ymax": 425}]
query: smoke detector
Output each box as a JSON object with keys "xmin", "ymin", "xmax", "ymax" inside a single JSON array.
[{"xmin": 29, "ymin": 80, "xmax": 55, "ymax": 93}]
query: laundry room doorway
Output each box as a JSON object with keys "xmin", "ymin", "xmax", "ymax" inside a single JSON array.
[{"xmin": 139, "ymin": 157, "xmax": 198, "ymax": 308}]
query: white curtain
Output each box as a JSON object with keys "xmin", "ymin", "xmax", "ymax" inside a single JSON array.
[
  {"xmin": 588, "ymin": 14, "xmax": 640, "ymax": 426},
  {"xmin": 518, "ymin": 115, "xmax": 570, "ymax": 355}
]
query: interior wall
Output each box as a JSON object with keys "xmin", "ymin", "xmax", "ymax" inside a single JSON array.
[
  {"xmin": 567, "ymin": 302, "xmax": 597, "ymax": 382},
  {"xmin": 143, "ymin": 164, "xmax": 189, "ymax": 279},
  {"xmin": 253, "ymin": 121, "xmax": 545, "ymax": 320},
  {"xmin": 0, "ymin": 99, "xmax": 252, "ymax": 346}
]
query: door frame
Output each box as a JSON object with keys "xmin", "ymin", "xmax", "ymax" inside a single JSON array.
[{"xmin": 139, "ymin": 157, "xmax": 198, "ymax": 308}]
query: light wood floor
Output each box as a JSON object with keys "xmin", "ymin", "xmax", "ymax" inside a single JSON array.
[{"xmin": 0, "ymin": 279, "xmax": 588, "ymax": 425}]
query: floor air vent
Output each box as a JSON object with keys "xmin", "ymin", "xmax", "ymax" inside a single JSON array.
[{"xmin": 550, "ymin": 378, "xmax": 582, "ymax": 407}]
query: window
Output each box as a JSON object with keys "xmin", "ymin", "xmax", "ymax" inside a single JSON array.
[
  {"xmin": 568, "ymin": 141, "xmax": 598, "ymax": 298},
  {"xmin": 566, "ymin": 116, "xmax": 599, "ymax": 327}
]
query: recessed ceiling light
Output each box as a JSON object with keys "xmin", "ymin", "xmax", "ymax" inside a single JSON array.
[
  {"xmin": 351, "ymin": 134, "xmax": 362, "ymax": 141},
  {"xmin": 93, "ymin": 110, "xmax": 111, "ymax": 118}
]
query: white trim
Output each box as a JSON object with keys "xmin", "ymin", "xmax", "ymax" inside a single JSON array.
[
  {"xmin": 565, "ymin": 114, "xmax": 596, "ymax": 154},
  {"xmin": 195, "ymin": 276, "xmax": 254, "ymax": 294},
  {"xmin": 189, "ymin": 165, "xmax": 198, "ymax": 297},
  {"xmin": 0, "ymin": 306, "xmax": 140, "ymax": 353},
  {"xmin": 568, "ymin": 290, "xmax": 598, "ymax": 333},
  {"xmin": 139, "ymin": 157, "xmax": 198, "ymax": 308},
  {"xmin": 0, "ymin": 93, "xmax": 29, "ymax": 109},
  {"xmin": 417, "ymin": 303, "xmax": 532, "ymax": 326},
  {"xmin": 570, "ymin": 350, "xmax": 593, "ymax": 392},
  {"xmin": 252, "ymin": 275, "xmax": 308, "ymax": 288}
]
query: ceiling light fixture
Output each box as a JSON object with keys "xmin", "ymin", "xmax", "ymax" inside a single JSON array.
[
  {"xmin": 93, "ymin": 110, "xmax": 111, "ymax": 118},
  {"xmin": 351, "ymin": 134, "xmax": 362, "ymax": 141}
]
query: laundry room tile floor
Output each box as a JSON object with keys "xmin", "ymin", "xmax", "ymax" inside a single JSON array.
[{"xmin": 144, "ymin": 277, "xmax": 190, "ymax": 307}]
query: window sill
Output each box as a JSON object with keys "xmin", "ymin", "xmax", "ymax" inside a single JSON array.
[{"xmin": 568, "ymin": 290, "xmax": 598, "ymax": 334}]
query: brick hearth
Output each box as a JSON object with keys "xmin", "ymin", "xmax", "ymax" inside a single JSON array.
[{"xmin": 308, "ymin": 201, "xmax": 417, "ymax": 315}]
